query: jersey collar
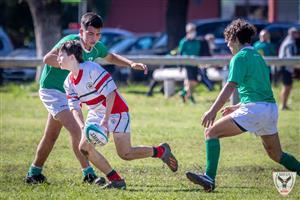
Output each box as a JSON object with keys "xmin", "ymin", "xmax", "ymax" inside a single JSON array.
[
  {"xmin": 80, "ymin": 38, "xmax": 93, "ymax": 53},
  {"xmin": 70, "ymin": 69, "xmax": 83, "ymax": 85},
  {"xmin": 240, "ymin": 45, "xmax": 254, "ymax": 51}
]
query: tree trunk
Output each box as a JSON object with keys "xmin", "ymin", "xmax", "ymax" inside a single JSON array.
[
  {"xmin": 166, "ymin": 0, "xmax": 189, "ymax": 52},
  {"xmin": 25, "ymin": 0, "xmax": 62, "ymax": 81}
]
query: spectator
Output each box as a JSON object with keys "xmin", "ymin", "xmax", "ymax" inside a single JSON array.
[
  {"xmin": 178, "ymin": 23, "xmax": 214, "ymax": 103},
  {"xmin": 278, "ymin": 27, "xmax": 299, "ymax": 110},
  {"xmin": 205, "ymin": 34, "xmax": 217, "ymax": 55},
  {"xmin": 253, "ymin": 29, "xmax": 276, "ymax": 82},
  {"xmin": 254, "ymin": 29, "xmax": 276, "ymax": 56}
]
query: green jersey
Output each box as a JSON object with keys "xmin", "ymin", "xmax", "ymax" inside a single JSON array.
[
  {"xmin": 227, "ymin": 47, "xmax": 275, "ymax": 104},
  {"xmin": 39, "ymin": 34, "xmax": 108, "ymax": 93},
  {"xmin": 253, "ymin": 41, "xmax": 276, "ymax": 56},
  {"xmin": 178, "ymin": 38, "xmax": 200, "ymax": 56}
]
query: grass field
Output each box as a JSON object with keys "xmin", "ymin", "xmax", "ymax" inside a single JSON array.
[{"xmin": 0, "ymin": 81, "xmax": 299, "ymax": 200}]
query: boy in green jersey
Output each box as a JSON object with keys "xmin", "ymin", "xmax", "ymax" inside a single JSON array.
[
  {"xmin": 25, "ymin": 12, "xmax": 147, "ymax": 184},
  {"xmin": 178, "ymin": 23, "xmax": 213, "ymax": 103},
  {"xmin": 186, "ymin": 19, "xmax": 300, "ymax": 192},
  {"xmin": 253, "ymin": 29, "xmax": 276, "ymax": 57},
  {"xmin": 253, "ymin": 29, "xmax": 276, "ymax": 81}
]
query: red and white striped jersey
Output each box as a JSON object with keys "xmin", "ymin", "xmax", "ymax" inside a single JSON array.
[{"xmin": 64, "ymin": 61, "xmax": 128, "ymax": 114}]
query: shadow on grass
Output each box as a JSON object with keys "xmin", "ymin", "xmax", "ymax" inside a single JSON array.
[
  {"xmin": 127, "ymin": 188, "xmax": 202, "ymax": 193},
  {"xmin": 127, "ymin": 182, "xmax": 259, "ymax": 193},
  {"xmin": 126, "ymin": 91, "xmax": 147, "ymax": 95}
]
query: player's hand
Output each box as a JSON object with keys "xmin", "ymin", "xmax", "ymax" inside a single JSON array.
[
  {"xmin": 201, "ymin": 109, "xmax": 217, "ymax": 128},
  {"xmin": 220, "ymin": 105, "xmax": 238, "ymax": 116},
  {"xmin": 130, "ymin": 62, "xmax": 148, "ymax": 74},
  {"xmin": 100, "ymin": 118, "xmax": 109, "ymax": 135}
]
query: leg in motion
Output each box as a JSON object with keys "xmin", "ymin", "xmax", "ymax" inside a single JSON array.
[
  {"xmin": 186, "ymin": 116, "xmax": 244, "ymax": 192},
  {"xmin": 25, "ymin": 113, "xmax": 62, "ymax": 184},
  {"xmin": 113, "ymin": 133, "xmax": 178, "ymax": 172},
  {"xmin": 56, "ymin": 110, "xmax": 102, "ymax": 184},
  {"xmin": 261, "ymin": 134, "xmax": 300, "ymax": 176}
]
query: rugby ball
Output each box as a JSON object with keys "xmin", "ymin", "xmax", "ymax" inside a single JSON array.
[{"xmin": 84, "ymin": 124, "xmax": 108, "ymax": 146}]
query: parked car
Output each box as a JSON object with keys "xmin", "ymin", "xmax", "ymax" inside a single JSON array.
[
  {"xmin": 151, "ymin": 33, "xmax": 231, "ymax": 56},
  {"xmin": 0, "ymin": 27, "xmax": 14, "ymax": 56},
  {"xmin": 2, "ymin": 47, "xmax": 36, "ymax": 81},
  {"xmin": 109, "ymin": 33, "xmax": 160, "ymax": 55},
  {"xmin": 192, "ymin": 18, "xmax": 268, "ymax": 38},
  {"xmin": 63, "ymin": 27, "xmax": 134, "ymax": 49},
  {"xmin": 108, "ymin": 33, "xmax": 161, "ymax": 81},
  {"xmin": 0, "ymin": 27, "xmax": 14, "ymax": 83}
]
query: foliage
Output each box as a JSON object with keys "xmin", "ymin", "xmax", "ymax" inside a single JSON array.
[
  {"xmin": 0, "ymin": 0, "xmax": 34, "ymax": 48},
  {"xmin": 0, "ymin": 0, "xmax": 112, "ymax": 48},
  {"xmin": 0, "ymin": 82, "xmax": 299, "ymax": 199}
]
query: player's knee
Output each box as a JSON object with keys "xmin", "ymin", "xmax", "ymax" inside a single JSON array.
[
  {"xmin": 204, "ymin": 128, "xmax": 216, "ymax": 139},
  {"xmin": 79, "ymin": 141, "xmax": 90, "ymax": 157}
]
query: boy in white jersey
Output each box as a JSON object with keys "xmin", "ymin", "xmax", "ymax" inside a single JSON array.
[
  {"xmin": 58, "ymin": 40, "xmax": 178, "ymax": 189},
  {"xmin": 186, "ymin": 19, "xmax": 300, "ymax": 192}
]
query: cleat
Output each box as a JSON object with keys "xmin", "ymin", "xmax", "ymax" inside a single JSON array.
[
  {"xmin": 94, "ymin": 177, "xmax": 106, "ymax": 186},
  {"xmin": 186, "ymin": 172, "xmax": 215, "ymax": 192},
  {"xmin": 25, "ymin": 173, "xmax": 46, "ymax": 184},
  {"xmin": 160, "ymin": 143, "xmax": 178, "ymax": 172},
  {"xmin": 83, "ymin": 173, "xmax": 106, "ymax": 185},
  {"xmin": 102, "ymin": 179, "xmax": 126, "ymax": 190}
]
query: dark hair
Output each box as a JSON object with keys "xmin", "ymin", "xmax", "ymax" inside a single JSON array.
[
  {"xmin": 224, "ymin": 19, "xmax": 257, "ymax": 44},
  {"xmin": 81, "ymin": 12, "xmax": 103, "ymax": 30},
  {"xmin": 59, "ymin": 40, "xmax": 83, "ymax": 63}
]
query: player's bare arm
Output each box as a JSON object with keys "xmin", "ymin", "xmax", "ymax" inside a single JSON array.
[
  {"xmin": 100, "ymin": 90, "xmax": 116, "ymax": 131},
  {"xmin": 72, "ymin": 109, "xmax": 85, "ymax": 130},
  {"xmin": 104, "ymin": 53, "xmax": 148, "ymax": 74},
  {"xmin": 201, "ymin": 82, "xmax": 237, "ymax": 128},
  {"xmin": 43, "ymin": 48, "xmax": 60, "ymax": 68}
]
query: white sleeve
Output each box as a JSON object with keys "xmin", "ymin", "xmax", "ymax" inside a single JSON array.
[{"xmin": 64, "ymin": 77, "xmax": 81, "ymax": 111}]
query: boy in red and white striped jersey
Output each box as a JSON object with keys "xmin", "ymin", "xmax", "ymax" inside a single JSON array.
[{"xmin": 58, "ymin": 40, "xmax": 178, "ymax": 189}]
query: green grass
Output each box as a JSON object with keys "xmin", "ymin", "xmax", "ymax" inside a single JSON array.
[{"xmin": 0, "ymin": 81, "xmax": 299, "ymax": 200}]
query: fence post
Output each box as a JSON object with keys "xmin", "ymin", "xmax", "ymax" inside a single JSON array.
[{"xmin": 164, "ymin": 80, "xmax": 175, "ymax": 98}]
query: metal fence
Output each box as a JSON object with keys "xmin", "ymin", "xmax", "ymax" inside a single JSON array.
[{"xmin": 0, "ymin": 55, "xmax": 299, "ymax": 68}]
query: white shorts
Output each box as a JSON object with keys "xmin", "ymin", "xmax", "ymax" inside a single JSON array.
[
  {"xmin": 39, "ymin": 88, "xmax": 69, "ymax": 118},
  {"xmin": 86, "ymin": 111, "xmax": 130, "ymax": 134},
  {"xmin": 230, "ymin": 102, "xmax": 278, "ymax": 136}
]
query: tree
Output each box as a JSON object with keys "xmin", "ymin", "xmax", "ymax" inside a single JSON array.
[
  {"xmin": 0, "ymin": 0, "xmax": 34, "ymax": 48},
  {"xmin": 166, "ymin": 0, "xmax": 189, "ymax": 51},
  {"xmin": 25, "ymin": 0, "xmax": 62, "ymax": 80}
]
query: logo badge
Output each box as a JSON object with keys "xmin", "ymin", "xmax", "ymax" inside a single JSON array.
[
  {"xmin": 111, "ymin": 119, "xmax": 116, "ymax": 124},
  {"xmin": 273, "ymin": 171, "xmax": 296, "ymax": 196},
  {"xmin": 86, "ymin": 82, "xmax": 94, "ymax": 90}
]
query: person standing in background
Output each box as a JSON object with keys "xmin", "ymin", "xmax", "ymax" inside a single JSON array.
[
  {"xmin": 178, "ymin": 23, "xmax": 213, "ymax": 103},
  {"xmin": 278, "ymin": 27, "xmax": 299, "ymax": 110},
  {"xmin": 254, "ymin": 29, "xmax": 276, "ymax": 82}
]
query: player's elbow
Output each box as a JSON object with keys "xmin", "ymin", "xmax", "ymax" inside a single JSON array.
[{"xmin": 104, "ymin": 53, "xmax": 114, "ymax": 64}]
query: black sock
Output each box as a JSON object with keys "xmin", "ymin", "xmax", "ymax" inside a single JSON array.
[{"xmin": 152, "ymin": 147, "xmax": 157, "ymax": 157}]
